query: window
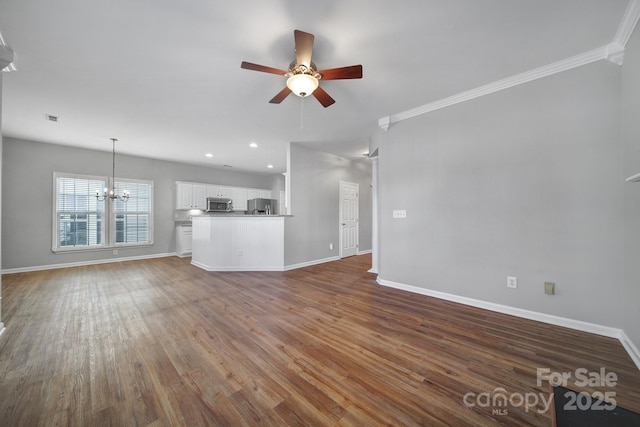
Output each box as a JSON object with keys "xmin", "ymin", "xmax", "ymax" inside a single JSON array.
[
  {"xmin": 53, "ymin": 173, "xmax": 153, "ymax": 252},
  {"xmin": 113, "ymin": 180, "xmax": 152, "ymax": 245},
  {"xmin": 55, "ymin": 174, "xmax": 106, "ymax": 249}
]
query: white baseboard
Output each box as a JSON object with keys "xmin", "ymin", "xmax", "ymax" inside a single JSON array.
[
  {"xmin": 190, "ymin": 260, "xmax": 210, "ymax": 271},
  {"xmin": 1, "ymin": 252, "xmax": 177, "ymax": 274},
  {"xmin": 284, "ymin": 256, "xmax": 341, "ymax": 271},
  {"xmin": 194, "ymin": 253, "xmax": 369, "ymax": 272},
  {"xmin": 619, "ymin": 330, "xmax": 640, "ymax": 371},
  {"xmin": 377, "ymin": 276, "xmax": 640, "ymax": 370},
  {"xmin": 357, "ymin": 249, "xmax": 373, "ymax": 255},
  {"xmin": 190, "ymin": 259, "xmax": 285, "ymax": 272}
]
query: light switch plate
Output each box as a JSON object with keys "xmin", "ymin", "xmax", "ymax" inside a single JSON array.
[
  {"xmin": 507, "ymin": 276, "xmax": 517, "ymax": 289},
  {"xmin": 393, "ymin": 210, "xmax": 407, "ymax": 219}
]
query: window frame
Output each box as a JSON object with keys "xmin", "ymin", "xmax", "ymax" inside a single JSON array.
[{"xmin": 52, "ymin": 172, "xmax": 154, "ymax": 253}]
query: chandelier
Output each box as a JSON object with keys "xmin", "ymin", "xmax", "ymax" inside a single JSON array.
[{"xmin": 95, "ymin": 138, "xmax": 129, "ymax": 202}]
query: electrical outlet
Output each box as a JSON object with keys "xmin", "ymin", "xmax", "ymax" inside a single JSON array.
[
  {"xmin": 329, "ymin": 243, "xmax": 334, "ymax": 250},
  {"xmin": 507, "ymin": 276, "xmax": 517, "ymax": 289},
  {"xmin": 393, "ymin": 210, "xmax": 407, "ymax": 219},
  {"xmin": 545, "ymin": 282, "xmax": 555, "ymax": 295},
  {"xmin": 113, "ymin": 249, "xmax": 118, "ymax": 255}
]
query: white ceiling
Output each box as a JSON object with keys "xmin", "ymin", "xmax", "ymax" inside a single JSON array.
[{"xmin": 0, "ymin": 0, "xmax": 630, "ymax": 174}]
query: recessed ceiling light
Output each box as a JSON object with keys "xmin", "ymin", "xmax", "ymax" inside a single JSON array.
[
  {"xmin": 205, "ymin": 153, "xmax": 213, "ymax": 158},
  {"xmin": 267, "ymin": 164, "xmax": 274, "ymax": 169},
  {"xmin": 249, "ymin": 142, "xmax": 258, "ymax": 148}
]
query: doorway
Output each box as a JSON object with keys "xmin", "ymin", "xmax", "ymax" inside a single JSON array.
[{"xmin": 339, "ymin": 181, "xmax": 359, "ymax": 258}]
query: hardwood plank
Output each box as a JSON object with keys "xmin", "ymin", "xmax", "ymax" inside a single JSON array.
[{"xmin": 0, "ymin": 254, "xmax": 638, "ymax": 426}]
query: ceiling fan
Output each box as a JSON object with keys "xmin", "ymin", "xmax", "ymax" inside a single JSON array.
[{"xmin": 241, "ymin": 30, "xmax": 363, "ymax": 108}]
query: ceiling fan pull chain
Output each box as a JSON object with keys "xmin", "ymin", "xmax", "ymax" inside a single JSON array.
[{"xmin": 300, "ymin": 95, "xmax": 305, "ymax": 129}]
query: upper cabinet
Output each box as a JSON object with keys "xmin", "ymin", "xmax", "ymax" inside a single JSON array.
[
  {"xmin": 176, "ymin": 182, "xmax": 193, "ymax": 210},
  {"xmin": 176, "ymin": 182, "xmax": 207, "ymax": 209},
  {"xmin": 246, "ymin": 189, "xmax": 272, "ymax": 199},
  {"xmin": 246, "ymin": 189, "xmax": 261, "ymax": 200},
  {"xmin": 192, "ymin": 185, "xmax": 207, "ymax": 209},
  {"xmin": 230, "ymin": 188, "xmax": 248, "ymax": 211},
  {"xmin": 176, "ymin": 181, "xmax": 274, "ymax": 211},
  {"xmin": 207, "ymin": 186, "xmax": 231, "ymax": 198}
]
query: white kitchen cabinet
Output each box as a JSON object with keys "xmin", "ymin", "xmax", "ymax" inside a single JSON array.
[
  {"xmin": 246, "ymin": 189, "xmax": 261, "ymax": 200},
  {"xmin": 230, "ymin": 188, "xmax": 248, "ymax": 211},
  {"xmin": 175, "ymin": 224, "xmax": 193, "ymax": 257},
  {"xmin": 176, "ymin": 182, "xmax": 193, "ymax": 210},
  {"xmin": 218, "ymin": 186, "xmax": 231, "ymax": 198},
  {"xmin": 176, "ymin": 182, "xmax": 207, "ymax": 210},
  {"xmin": 207, "ymin": 186, "xmax": 231, "ymax": 198},
  {"xmin": 177, "ymin": 181, "xmax": 272, "ymax": 211},
  {"xmin": 206, "ymin": 186, "xmax": 218, "ymax": 198},
  {"xmin": 192, "ymin": 184, "xmax": 207, "ymax": 209},
  {"xmin": 247, "ymin": 189, "xmax": 272, "ymax": 200}
]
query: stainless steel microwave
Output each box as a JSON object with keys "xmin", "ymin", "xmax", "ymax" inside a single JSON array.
[{"xmin": 205, "ymin": 197, "xmax": 232, "ymax": 212}]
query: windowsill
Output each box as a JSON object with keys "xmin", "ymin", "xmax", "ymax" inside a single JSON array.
[{"xmin": 52, "ymin": 243, "xmax": 153, "ymax": 254}]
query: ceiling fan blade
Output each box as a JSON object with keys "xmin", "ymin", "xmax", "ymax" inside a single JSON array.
[
  {"xmin": 318, "ymin": 65, "xmax": 363, "ymax": 80},
  {"xmin": 312, "ymin": 86, "xmax": 335, "ymax": 108},
  {"xmin": 269, "ymin": 87, "xmax": 292, "ymax": 104},
  {"xmin": 294, "ymin": 30, "xmax": 314, "ymax": 68},
  {"xmin": 241, "ymin": 61, "xmax": 287, "ymax": 76}
]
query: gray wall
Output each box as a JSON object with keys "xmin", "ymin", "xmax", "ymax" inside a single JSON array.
[
  {"xmin": 1, "ymin": 137, "xmax": 276, "ymax": 270},
  {"xmin": 622, "ymin": 27, "xmax": 640, "ymax": 350},
  {"xmin": 285, "ymin": 143, "xmax": 372, "ymax": 266},
  {"xmin": 270, "ymin": 173, "xmax": 285, "ymax": 214},
  {"xmin": 0, "ymin": 73, "xmax": 3, "ymax": 326},
  {"xmin": 378, "ymin": 59, "xmax": 625, "ymax": 328}
]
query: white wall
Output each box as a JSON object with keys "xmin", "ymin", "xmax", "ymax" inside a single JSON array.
[
  {"xmin": 378, "ymin": 59, "xmax": 624, "ymax": 328},
  {"xmin": 1, "ymin": 137, "xmax": 278, "ymax": 271}
]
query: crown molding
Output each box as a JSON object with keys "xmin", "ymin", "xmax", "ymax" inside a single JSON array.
[
  {"xmin": 379, "ymin": 0, "xmax": 640, "ymax": 130},
  {"xmin": 614, "ymin": 0, "xmax": 640, "ymax": 48},
  {"xmin": 379, "ymin": 45, "xmax": 609, "ymax": 128},
  {"xmin": 606, "ymin": 43, "xmax": 626, "ymax": 65},
  {"xmin": 378, "ymin": 116, "xmax": 390, "ymax": 131}
]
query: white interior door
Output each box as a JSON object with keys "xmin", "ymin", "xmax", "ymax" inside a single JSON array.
[{"xmin": 339, "ymin": 181, "xmax": 359, "ymax": 258}]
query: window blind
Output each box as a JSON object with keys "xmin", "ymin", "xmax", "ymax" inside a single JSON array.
[
  {"xmin": 55, "ymin": 175, "xmax": 106, "ymax": 248},
  {"xmin": 113, "ymin": 180, "xmax": 152, "ymax": 245}
]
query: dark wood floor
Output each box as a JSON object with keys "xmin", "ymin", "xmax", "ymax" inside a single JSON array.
[{"xmin": 0, "ymin": 255, "xmax": 638, "ymax": 426}]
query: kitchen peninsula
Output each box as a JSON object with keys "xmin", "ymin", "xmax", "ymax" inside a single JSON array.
[{"xmin": 191, "ymin": 215, "xmax": 286, "ymax": 271}]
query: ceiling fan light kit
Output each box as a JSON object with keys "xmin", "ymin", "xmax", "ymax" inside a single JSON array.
[
  {"xmin": 286, "ymin": 73, "xmax": 319, "ymax": 97},
  {"xmin": 241, "ymin": 29, "xmax": 363, "ymax": 108}
]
